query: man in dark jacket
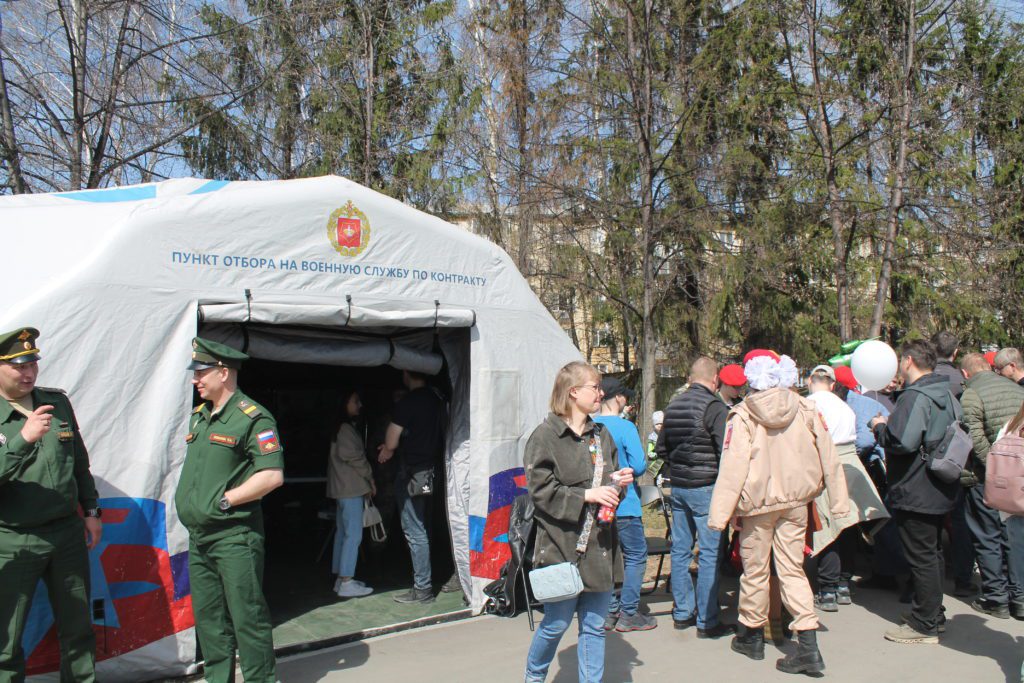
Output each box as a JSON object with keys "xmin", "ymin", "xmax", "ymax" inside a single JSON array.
[
  {"xmin": 929, "ymin": 331, "xmax": 974, "ymax": 597},
  {"xmin": 657, "ymin": 357, "xmax": 733, "ymax": 638},
  {"xmin": 931, "ymin": 331, "xmax": 964, "ymax": 399},
  {"xmin": 960, "ymin": 352, "xmax": 1024, "ymax": 618},
  {"xmin": 871, "ymin": 339, "xmax": 960, "ymax": 644}
]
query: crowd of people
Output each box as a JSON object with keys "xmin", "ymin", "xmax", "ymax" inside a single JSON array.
[{"xmin": 523, "ymin": 333, "xmax": 1024, "ymax": 682}]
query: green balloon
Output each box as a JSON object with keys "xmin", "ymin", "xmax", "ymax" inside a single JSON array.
[
  {"xmin": 840, "ymin": 337, "xmax": 879, "ymax": 354},
  {"xmin": 828, "ymin": 353, "xmax": 852, "ymax": 367}
]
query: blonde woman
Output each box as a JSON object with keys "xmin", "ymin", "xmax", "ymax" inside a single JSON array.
[{"xmin": 524, "ymin": 362, "xmax": 634, "ymax": 683}]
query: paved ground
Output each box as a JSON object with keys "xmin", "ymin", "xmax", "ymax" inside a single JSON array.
[{"xmin": 241, "ymin": 579, "xmax": 1024, "ymax": 683}]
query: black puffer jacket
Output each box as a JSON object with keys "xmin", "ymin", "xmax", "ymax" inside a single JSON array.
[{"xmin": 657, "ymin": 384, "xmax": 729, "ymax": 488}]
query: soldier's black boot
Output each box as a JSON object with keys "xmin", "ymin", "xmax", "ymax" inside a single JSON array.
[
  {"xmin": 730, "ymin": 624, "xmax": 765, "ymax": 660},
  {"xmin": 776, "ymin": 629, "xmax": 825, "ymax": 676}
]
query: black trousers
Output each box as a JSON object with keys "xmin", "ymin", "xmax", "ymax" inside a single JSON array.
[
  {"xmin": 896, "ymin": 510, "xmax": 945, "ymax": 635},
  {"xmin": 817, "ymin": 527, "xmax": 857, "ymax": 592}
]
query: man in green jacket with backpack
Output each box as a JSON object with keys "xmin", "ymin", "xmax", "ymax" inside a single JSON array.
[{"xmin": 960, "ymin": 352, "xmax": 1024, "ymax": 619}]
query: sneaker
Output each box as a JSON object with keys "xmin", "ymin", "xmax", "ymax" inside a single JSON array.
[
  {"xmin": 901, "ymin": 612, "xmax": 945, "ymax": 634},
  {"xmin": 604, "ymin": 612, "xmax": 620, "ymax": 631},
  {"xmin": 336, "ymin": 580, "xmax": 373, "ymax": 598},
  {"xmin": 836, "ymin": 582, "xmax": 852, "ymax": 605},
  {"xmin": 673, "ymin": 615, "xmax": 697, "ymax": 630},
  {"xmin": 394, "ymin": 587, "xmax": 435, "ymax": 604},
  {"xmin": 815, "ymin": 592, "xmax": 838, "ymax": 612},
  {"xmin": 884, "ymin": 623, "xmax": 938, "ymax": 644},
  {"xmin": 953, "ymin": 581, "xmax": 977, "ymax": 597},
  {"xmin": 971, "ymin": 599, "xmax": 1010, "ymax": 619},
  {"xmin": 697, "ymin": 623, "xmax": 736, "ymax": 639},
  {"xmin": 440, "ymin": 574, "xmax": 463, "ymax": 593},
  {"xmin": 615, "ymin": 612, "xmax": 658, "ymax": 632},
  {"xmin": 1012, "ymin": 603, "xmax": 1024, "ymax": 621}
]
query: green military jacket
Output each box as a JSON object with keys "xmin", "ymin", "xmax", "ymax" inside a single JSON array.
[
  {"xmin": 175, "ymin": 390, "xmax": 284, "ymax": 541},
  {"xmin": 0, "ymin": 387, "xmax": 98, "ymax": 529}
]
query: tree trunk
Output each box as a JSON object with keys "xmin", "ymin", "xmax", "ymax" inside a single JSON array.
[
  {"xmin": 0, "ymin": 14, "xmax": 26, "ymax": 194},
  {"xmin": 869, "ymin": 0, "xmax": 916, "ymax": 337}
]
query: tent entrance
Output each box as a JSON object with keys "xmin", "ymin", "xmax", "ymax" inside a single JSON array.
[{"xmin": 196, "ymin": 311, "xmax": 473, "ymax": 649}]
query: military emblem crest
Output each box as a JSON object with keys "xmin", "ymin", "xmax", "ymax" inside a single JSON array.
[{"xmin": 327, "ymin": 201, "xmax": 370, "ymax": 257}]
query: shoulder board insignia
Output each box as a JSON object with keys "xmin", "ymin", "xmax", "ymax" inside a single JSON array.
[
  {"xmin": 36, "ymin": 386, "xmax": 68, "ymax": 395},
  {"xmin": 192, "ymin": 404, "xmax": 205, "ymax": 414},
  {"xmin": 238, "ymin": 400, "xmax": 262, "ymax": 419}
]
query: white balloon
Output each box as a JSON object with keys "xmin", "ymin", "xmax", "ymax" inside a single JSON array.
[{"xmin": 851, "ymin": 340, "xmax": 899, "ymax": 392}]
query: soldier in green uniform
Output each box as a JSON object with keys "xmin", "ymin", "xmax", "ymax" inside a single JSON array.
[
  {"xmin": 175, "ymin": 338, "xmax": 284, "ymax": 683},
  {"xmin": 0, "ymin": 327, "xmax": 100, "ymax": 683}
]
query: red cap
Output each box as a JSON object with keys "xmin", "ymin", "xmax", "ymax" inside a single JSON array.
[
  {"xmin": 834, "ymin": 365, "xmax": 858, "ymax": 391},
  {"xmin": 985, "ymin": 351, "xmax": 996, "ymax": 367},
  {"xmin": 743, "ymin": 349, "xmax": 781, "ymax": 364},
  {"xmin": 719, "ymin": 364, "xmax": 747, "ymax": 387}
]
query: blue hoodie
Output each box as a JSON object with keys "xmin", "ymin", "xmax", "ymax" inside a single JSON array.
[{"xmin": 593, "ymin": 415, "xmax": 647, "ymax": 517}]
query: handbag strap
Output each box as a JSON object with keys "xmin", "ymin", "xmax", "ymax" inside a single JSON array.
[{"xmin": 575, "ymin": 424, "xmax": 605, "ymax": 555}]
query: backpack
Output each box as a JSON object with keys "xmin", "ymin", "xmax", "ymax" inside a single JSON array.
[
  {"xmin": 907, "ymin": 386, "xmax": 971, "ymax": 484},
  {"xmin": 984, "ymin": 426, "xmax": 1024, "ymax": 515}
]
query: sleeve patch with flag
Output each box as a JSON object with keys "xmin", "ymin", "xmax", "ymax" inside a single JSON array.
[
  {"xmin": 818, "ymin": 412, "xmax": 829, "ymax": 431},
  {"xmin": 257, "ymin": 429, "xmax": 280, "ymax": 454},
  {"xmin": 723, "ymin": 424, "xmax": 733, "ymax": 449}
]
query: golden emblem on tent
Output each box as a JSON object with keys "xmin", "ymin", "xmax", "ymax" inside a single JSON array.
[{"xmin": 327, "ymin": 201, "xmax": 371, "ymax": 257}]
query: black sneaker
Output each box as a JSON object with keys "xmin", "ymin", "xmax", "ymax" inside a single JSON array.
[
  {"xmin": 673, "ymin": 615, "xmax": 697, "ymax": 630},
  {"xmin": 394, "ymin": 587, "xmax": 435, "ymax": 604},
  {"xmin": 1012, "ymin": 603, "xmax": 1024, "ymax": 621},
  {"xmin": 971, "ymin": 599, "xmax": 1010, "ymax": 619},
  {"xmin": 697, "ymin": 623, "xmax": 736, "ymax": 639},
  {"xmin": 615, "ymin": 612, "xmax": 658, "ymax": 632},
  {"xmin": 440, "ymin": 574, "xmax": 463, "ymax": 593}
]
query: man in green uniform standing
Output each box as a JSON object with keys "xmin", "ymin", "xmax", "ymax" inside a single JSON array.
[
  {"xmin": 175, "ymin": 338, "xmax": 284, "ymax": 683},
  {"xmin": 0, "ymin": 327, "xmax": 100, "ymax": 683}
]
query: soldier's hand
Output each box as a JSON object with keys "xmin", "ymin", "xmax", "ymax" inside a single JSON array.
[
  {"xmin": 21, "ymin": 405, "xmax": 54, "ymax": 443},
  {"xmin": 84, "ymin": 517, "xmax": 102, "ymax": 550}
]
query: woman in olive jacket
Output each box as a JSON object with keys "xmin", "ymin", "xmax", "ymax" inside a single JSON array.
[{"xmin": 524, "ymin": 361, "xmax": 634, "ymax": 683}]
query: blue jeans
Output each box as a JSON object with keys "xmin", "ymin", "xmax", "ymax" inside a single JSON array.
[
  {"xmin": 1004, "ymin": 516, "xmax": 1024, "ymax": 683},
  {"xmin": 332, "ymin": 496, "xmax": 364, "ymax": 577},
  {"xmin": 525, "ymin": 590, "xmax": 611, "ymax": 683},
  {"xmin": 609, "ymin": 516, "xmax": 647, "ymax": 616},
  {"xmin": 670, "ymin": 485, "xmax": 723, "ymax": 628},
  {"xmin": 966, "ymin": 484, "xmax": 1023, "ymax": 606},
  {"xmin": 395, "ymin": 477, "xmax": 432, "ymax": 590}
]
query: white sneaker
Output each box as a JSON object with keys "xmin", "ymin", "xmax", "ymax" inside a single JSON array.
[
  {"xmin": 334, "ymin": 577, "xmax": 367, "ymax": 591},
  {"xmin": 336, "ymin": 580, "xmax": 373, "ymax": 598}
]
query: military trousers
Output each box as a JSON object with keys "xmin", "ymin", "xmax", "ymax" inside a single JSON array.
[
  {"xmin": 0, "ymin": 516, "xmax": 96, "ymax": 683},
  {"xmin": 189, "ymin": 529, "xmax": 276, "ymax": 683}
]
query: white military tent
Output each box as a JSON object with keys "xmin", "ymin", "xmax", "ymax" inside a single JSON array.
[{"xmin": 0, "ymin": 176, "xmax": 580, "ymax": 681}]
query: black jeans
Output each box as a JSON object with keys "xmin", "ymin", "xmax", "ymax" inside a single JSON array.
[
  {"xmin": 817, "ymin": 527, "xmax": 857, "ymax": 592},
  {"xmin": 896, "ymin": 510, "xmax": 945, "ymax": 635}
]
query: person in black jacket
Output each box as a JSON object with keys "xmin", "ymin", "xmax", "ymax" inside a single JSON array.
[
  {"xmin": 871, "ymin": 340, "xmax": 960, "ymax": 644},
  {"xmin": 656, "ymin": 357, "xmax": 734, "ymax": 639}
]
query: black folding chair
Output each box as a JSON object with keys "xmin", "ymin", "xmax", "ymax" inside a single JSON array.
[{"xmin": 639, "ymin": 484, "xmax": 672, "ymax": 594}]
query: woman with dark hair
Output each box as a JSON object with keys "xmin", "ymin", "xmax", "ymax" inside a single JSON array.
[{"xmin": 327, "ymin": 388, "xmax": 375, "ymax": 598}]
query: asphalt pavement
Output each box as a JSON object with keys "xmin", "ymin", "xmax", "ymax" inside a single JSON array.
[{"xmin": 246, "ymin": 579, "xmax": 1024, "ymax": 683}]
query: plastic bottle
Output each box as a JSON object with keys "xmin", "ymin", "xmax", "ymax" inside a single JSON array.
[{"xmin": 596, "ymin": 472, "xmax": 624, "ymax": 526}]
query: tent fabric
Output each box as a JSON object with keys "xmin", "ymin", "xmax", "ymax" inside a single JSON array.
[{"xmin": 0, "ymin": 175, "xmax": 581, "ymax": 682}]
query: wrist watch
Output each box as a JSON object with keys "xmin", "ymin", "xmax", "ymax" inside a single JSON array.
[
  {"xmin": 219, "ymin": 495, "xmax": 231, "ymax": 511},
  {"xmin": 84, "ymin": 508, "xmax": 102, "ymax": 519}
]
